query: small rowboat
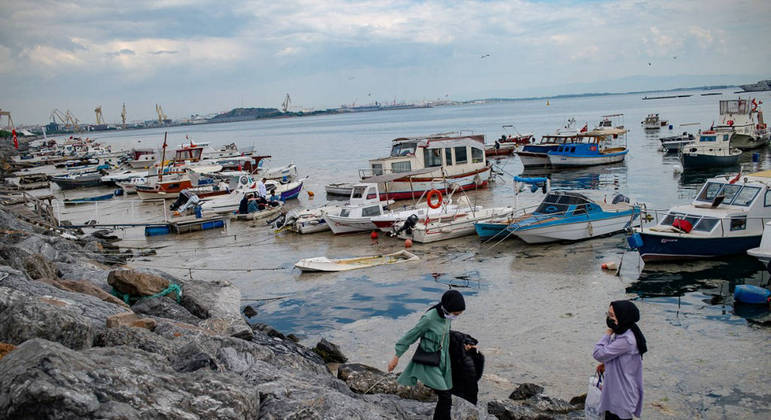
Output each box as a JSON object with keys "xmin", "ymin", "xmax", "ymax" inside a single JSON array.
[
  {"xmin": 63, "ymin": 189, "xmax": 122, "ymax": 205},
  {"xmin": 234, "ymin": 204, "xmax": 284, "ymax": 222},
  {"xmin": 295, "ymin": 250, "xmax": 419, "ymax": 272}
]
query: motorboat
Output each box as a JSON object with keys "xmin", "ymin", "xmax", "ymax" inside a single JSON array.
[
  {"xmin": 100, "ymin": 169, "xmax": 149, "ymax": 185},
  {"xmin": 199, "ymin": 175, "xmax": 305, "ymax": 213},
  {"xmin": 474, "ymin": 176, "xmax": 550, "ymax": 241},
  {"xmin": 546, "ymin": 128, "xmax": 628, "ymax": 167},
  {"xmin": 357, "ymin": 132, "xmax": 491, "ymax": 200},
  {"xmin": 660, "ymin": 132, "xmax": 696, "ymax": 154},
  {"xmin": 393, "ymin": 204, "xmax": 513, "ymax": 243},
  {"xmin": 679, "ymin": 129, "xmax": 742, "ymax": 169},
  {"xmin": 51, "ymin": 169, "xmax": 108, "ymax": 190},
  {"xmin": 275, "ymin": 203, "xmax": 346, "ymax": 234},
  {"xmin": 502, "ymin": 190, "xmax": 639, "ymax": 244},
  {"xmin": 629, "ymin": 171, "xmax": 771, "ymax": 262},
  {"xmin": 325, "ymin": 182, "xmax": 354, "ymax": 197},
  {"xmin": 135, "ymin": 175, "xmax": 227, "ymax": 201},
  {"xmin": 747, "ymin": 221, "xmax": 771, "ymax": 265},
  {"xmin": 642, "ymin": 114, "xmax": 668, "ymax": 130},
  {"xmin": 715, "ymin": 98, "xmax": 769, "ymax": 150},
  {"xmin": 233, "ymin": 202, "xmax": 285, "ymax": 222},
  {"xmin": 116, "ymin": 177, "xmax": 147, "ymax": 194},
  {"xmin": 485, "ymin": 126, "xmax": 534, "ymax": 157},
  {"xmin": 324, "ymin": 183, "xmax": 391, "ymax": 234},
  {"xmin": 127, "ymin": 148, "xmax": 157, "ymax": 169},
  {"xmin": 515, "ymin": 118, "xmax": 579, "ymax": 167},
  {"xmin": 295, "ymin": 250, "xmax": 419, "ymax": 272}
]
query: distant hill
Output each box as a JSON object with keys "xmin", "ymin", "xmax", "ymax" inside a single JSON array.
[{"xmin": 210, "ymin": 107, "xmax": 284, "ymax": 120}]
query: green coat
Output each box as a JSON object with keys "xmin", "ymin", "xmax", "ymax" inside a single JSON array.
[{"xmin": 395, "ymin": 308, "xmax": 452, "ymax": 391}]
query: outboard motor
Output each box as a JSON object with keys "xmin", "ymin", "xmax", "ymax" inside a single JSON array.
[{"xmin": 390, "ymin": 214, "xmax": 419, "ymax": 237}]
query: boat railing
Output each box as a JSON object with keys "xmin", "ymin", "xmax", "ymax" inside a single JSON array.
[{"xmin": 640, "ymin": 208, "xmax": 768, "ymax": 238}]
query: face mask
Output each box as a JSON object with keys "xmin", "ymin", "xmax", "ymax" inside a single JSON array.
[
  {"xmin": 446, "ymin": 314, "xmax": 458, "ymax": 320},
  {"xmin": 606, "ymin": 317, "xmax": 616, "ymax": 330}
]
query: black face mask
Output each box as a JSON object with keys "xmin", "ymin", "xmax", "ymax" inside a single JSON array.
[{"xmin": 606, "ymin": 317, "xmax": 617, "ymax": 330}]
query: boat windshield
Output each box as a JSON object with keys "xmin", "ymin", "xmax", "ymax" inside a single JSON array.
[
  {"xmin": 391, "ymin": 142, "xmax": 417, "ymax": 157},
  {"xmin": 351, "ymin": 186, "xmax": 367, "ymax": 199},
  {"xmin": 535, "ymin": 193, "xmax": 588, "ymax": 215},
  {"xmin": 695, "ymin": 182, "xmax": 759, "ymax": 207},
  {"xmin": 660, "ymin": 212, "xmax": 719, "ymax": 232}
]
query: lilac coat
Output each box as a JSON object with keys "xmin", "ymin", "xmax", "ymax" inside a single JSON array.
[{"xmin": 592, "ymin": 330, "xmax": 643, "ymax": 418}]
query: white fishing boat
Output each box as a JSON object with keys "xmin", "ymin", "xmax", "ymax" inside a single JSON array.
[
  {"xmin": 394, "ymin": 204, "xmax": 514, "ymax": 243},
  {"xmin": 715, "ymin": 98, "xmax": 769, "ymax": 150},
  {"xmin": 325, "ymin": 182, "xmax": 354, "ymax": 197},
  {"xmin": 200, "ymin": 175, "xmax": 305, "ymax": 213},
  {"xmin": 747, "ymin": 221, "xmax": 771, "ymax": 265},
  {"xmin": 275, "ymin": 203, "xmax": 345, "ymax": 234},
  {"xmin": 324, "ymin": 183, "xmax": 390, "ymax": 234},
  {"xmin": 115, "ymin": 177, "xmax": 148, "ymax": 194},
  {"xmin": 234, "ymin": 202, "xmax": 285, "ymax": 222},
  {"xmin": 357, "ymin": 132, "xmax": 491, "ymax": 200},
  {"xmin": 295, "ymin": 250, "xmax": 419, "ymax": 272},
  {"xmin": 642, "ymin": 113, "xmax": 667, "ymax": 130},
  {"xmin": 679, "ymin": 128, "xmax": 742, "ymax": 169}
]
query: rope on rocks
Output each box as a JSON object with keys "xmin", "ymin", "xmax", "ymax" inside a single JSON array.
[{"xmin": 111, "ymin": 283, "xmax": 182, "ymax": 305}]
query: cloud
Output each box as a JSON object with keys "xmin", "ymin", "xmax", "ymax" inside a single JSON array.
[
  {"xmin": 107, "ymin": 48, "xmax": 136, "ymax": 56},
  {"xmin": 149, "ymin": 50, "xmax": 179, "ymax": 55}
]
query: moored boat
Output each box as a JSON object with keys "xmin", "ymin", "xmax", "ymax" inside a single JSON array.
[
  {"xmin": 295, "ymin": 250, "xmax": 419, "ymax": 272},
  {"xmin": 747, "ymin": 220, "xmax": 771, "ymax": 265},
  {"xmin": 679, "ymin": 129, "xmax": 742, "ymax": 169},
  {"xmin": 546, "ymin": 128, "xmax": 628, "ymax": 167},
  {"xmin": 716, "ymin": 98, "xmax": 769, "ymax": 150},
  {"xmin": 515, "ymin": 119, "xmax": 579, "ymax": 167},
  {"xmin": 629, "ymin": 171, "xmax": 771, "ymax": 262},
  {"xmin": 324, "ymin": 183, "xmax": 390, "ymax": 234},
  {"xmin": 642, "ymin": 113, "xmax": 668, "ymax": 130}
]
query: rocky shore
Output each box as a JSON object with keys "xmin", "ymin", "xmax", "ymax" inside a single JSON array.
[{"xmin": 0, "ymin": 141, "xmax": 588, "ymax": 419}]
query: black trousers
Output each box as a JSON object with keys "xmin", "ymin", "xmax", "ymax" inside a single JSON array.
[
  {"xmin": 605, "ymin": 411, "xmax": 631, "ymax": 420},
  {"xmin": 433, "ymin": 388, "xmax": 452, "ymax": 420}
]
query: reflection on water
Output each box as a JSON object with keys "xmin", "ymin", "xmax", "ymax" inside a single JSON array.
[
  {"xmin": 628, "ymin": 255, "xmax": 770, "ymax": 324},
  {"xmin": 520, "ymin": 164, "xmax": 626, "ymax": 192},
  {"xmin": 246, "ymin": 271, "xmax": 482, "ymax": 337}
]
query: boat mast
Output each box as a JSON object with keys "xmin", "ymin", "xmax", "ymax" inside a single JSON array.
[{"xmin": 159, "ymin": 132, "xmax": 167, "ymax": 182}]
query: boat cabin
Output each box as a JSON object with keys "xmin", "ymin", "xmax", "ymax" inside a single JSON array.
[
  {"xmin": 339, "ymin": 184, "xmax": 385, "ymax": 218},
  {"xmin": 366, "ymin": 133, "xmax": 486, "ymax": 178},
  {"xmin": 534, "ymin": 192, "xmax": 597, "ymax": 217},
  {"xmin": 174, "ymin": 145, "xmax": 204, "ymax": 164}
]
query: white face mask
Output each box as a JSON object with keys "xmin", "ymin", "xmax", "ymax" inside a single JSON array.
[{"xmin": 446, "ymin": 314, "xmax": 458, "ymax": 320}]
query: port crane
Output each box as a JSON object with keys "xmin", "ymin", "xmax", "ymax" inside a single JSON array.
[
  {"xmin": 50, "ymin": 109, "xmax": 80, "ymax": 131},
  {"xmin": 282, "ymin": 94, "xmax": 291, "ymax": 112},
  {"xmin": 94, "ymin": 105, "xmax": 104, "ymax": 125},
  {"xmin": 0, "ymin": 108, "xmax": 13, "ymax": 130},
  {"xmin": 121, "ymin": 103, "xmax": 127, "ymax": 128},
  {"xmin": 155, "ymin": 104, "xmax": 168, "ymax": 124}
]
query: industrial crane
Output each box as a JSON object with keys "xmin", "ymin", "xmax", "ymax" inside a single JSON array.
[
  {"xmin": 94, "ymin": 105, "xmax": 104, "ymax": 125},
  {"xmin": 282, "ymin": 94, "xmax": 291, "ymax": 113},
  {"xmin": 0, "ymin": 108, "xmax": 13, "ymax": 130},
  {"xmin": 121, "ymin": 103, "xmax": 127, "ymax": 128},
  {"xmin": 50, "ymin": 109, "xmax": 80, "ymax": 131},
  {"xmin": 156, "ymin": 104, "xmax": 168, "ymax": 124}
]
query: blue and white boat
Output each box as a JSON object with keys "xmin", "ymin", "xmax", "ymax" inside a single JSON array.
[
  {"xmin": 475, "ymin": 176, "xmax": 549, "ymax": 240},
  {"xmin": 629, "ymin": 171, "xmax": 771, "ymax": 262},
  {"xmin": 547, "ymin": 127, "xmax": 628, "ymax": 167},
  {"xmin": 515, "ymin": 119, "xmax": 579, "ymax": 167}
]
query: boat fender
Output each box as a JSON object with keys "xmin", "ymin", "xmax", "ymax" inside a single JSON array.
[
  {"xmin": 727, "ymin": 120, "xmax": 734, "ymax": 126},
  {"xmin": 427, "ymin": 189, "xmax": 442, "ymax": 209},
  {"xmin": 627, "ymin": 232, "xmax": 643, "ymax": 249},
  {"xmin": 733, "ymin": 284, "xmax": 770, "ymax": 304}
]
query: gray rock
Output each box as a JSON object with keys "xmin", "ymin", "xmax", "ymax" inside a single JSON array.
[
  {"xmin": 172, "ymin": 340, "xmax": 220, "ymax": 372},
  {"xmin": 0, "ymin": 296, "xmax": 95, "ymax": 350},
  {"xmin": 93, "ymin": 326, "xmax": 176, "ymax": 357},
  {"xmin": 509, "ymin": 383, "xmax": 545, "ymax": 400},
  {"xmin": 56, "ymin": 261, "xmax": 111, "ymax": 290},
  {"xmin": 108, "ymin": 269, "xmax": 170, "ymax": 296},
  {"xmin": 314, "ymin": 337, "xmax": 348, "ymax": 363},
  {"xmin": 0, "ymin": 339, "xmax": 259, "ymax": 419},
  {"xmin": 131, "ymin": 296, "xmax": 201, "ymax": 324},
  {"xmin": 488, "ymin": 399, "xmax": 555, "ymax": 420},
  {"xmin": 524, "ymin": 395, "xmax": 577, "ymax": 414},
  {"xmin": 338, "ymin": 363, "xmax": 436, "ymax": 402},
  {"xmin": 251, "ymin": 322, "xmax": 287, "ymax": 339},
  {"xmin": 0, "ymin": 246, "xmax": 58, "ymax": 279},
  {"xmin": 242, "ymin": 303, "xmax": 258, "ymax": 318}
]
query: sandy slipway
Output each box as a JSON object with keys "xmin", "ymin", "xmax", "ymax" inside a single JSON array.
[{"xmin": 0, "ymin": 206, "xmax": 589, "ymax": 419}]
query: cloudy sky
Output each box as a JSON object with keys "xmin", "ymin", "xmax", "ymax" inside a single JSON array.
[{"xmin": 1, "ymin": 0, "xmax": 769, "ymax": 124}]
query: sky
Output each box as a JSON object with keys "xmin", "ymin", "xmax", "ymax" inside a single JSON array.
[{"xmin": 1, "ymin": 0, "xmax": 770, "ymax": 124}]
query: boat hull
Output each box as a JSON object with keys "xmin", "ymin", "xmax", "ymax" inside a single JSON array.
[
  {"xmin": 547, "ymin": 151, "xmax": 627, "ymax": 167},
  {"xmin": 636, "ymin": 232, "xmax": 761, "ymax": 262},
  {"xmin": 510, "ymin": 212, "xmax": 637, "ymax": 244},
  {"xmin": 364, "ymin": 168, "xmax": 491, "ymax": 201},
  {"xmin": 52, "ymin": 176, "xmax": 104, "ymax": 190},
  {"xmin": 730, "ymin": 133, "xmax": 770, "ymax": 150},
  {"xmin": 324, "ymin": 215, "xmax": 377, "ymax": 234},
  {"xmin": 680, "ymin": 152, "xmax": 740, "ymax": 169},
  {"xmin": 516, "ymin": 151, "xmax": 550, "ymax": 167},
  {"xmin": 278, "ymin": 181, "xmax": 303, "ymax": 200},
  {"xmin": 474, "ymin": 222, "xmax": 509, "ymax": 240}
]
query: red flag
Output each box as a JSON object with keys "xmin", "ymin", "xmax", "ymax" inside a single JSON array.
[
  {"xmin": 12, "ymin": 129, "xmax": 18, "ymax": 149},
  {"xmin": 580, "ymin": 124, "xmax": 588, "ymax": 133},
  {"xmin": 729, "ymin": 172, "xmax": 741, "ymax": 184}
]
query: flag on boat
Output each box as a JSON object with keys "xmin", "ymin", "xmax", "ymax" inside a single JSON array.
[
  {"xmin": 12, "ymin": 128, "xmax": 17, "ymax": 149},
  {"xmin": 580, "ymin": 124, "xmax": 588, "ymax": 133}
]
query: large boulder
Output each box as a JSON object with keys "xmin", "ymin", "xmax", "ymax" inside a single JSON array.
[
  {"xmin": 0, "ymin": 339, "xmax": 259, "ymax": 419},
  {"xmin": 0, "ymin": 296, "xmax": 95, "ymax": 350},
  {"xmin": 57, "ymin": 278, "xmax": 129, "ymax": 308},
  {"xmin": 93, "ymin": 326, "xmax": 176, "ymax": 357},
  {"xmin": 107, "ymin": 269, "xmax": 170, "ymax": 297},
  {"xmin": 131, "ymin": 295, "xmax": 201, "ymax": 324},
  {"xmin": 313, "ymin": 337, "xmax": 348, "ymax": 363},
  {"xmin": 509, "ymin": 383, "xmax": 545, "ymax": 400},
  {"xmin": 337, "ymin": 363, "xmax": 436, "ymax": 402}
]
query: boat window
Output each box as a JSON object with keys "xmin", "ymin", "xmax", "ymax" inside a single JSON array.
[
  {"xmin": 557, "ymin": 194, "xmax": 588, "ymax": 205},
  {"xmin": 445, "ymin": 148, "xmax": 452, "ymax": 166},
  {"xmin": 390, "ymin": 142, "xmax": 416, "ymax": 157},
  {"xmin": 535, "ymin": 195, "xmax": 569, "ymax": 214},
  {"xmin": 693, "ymin": 217, "xmax": 719, "ymax": 232},
  {"xmin": 730, "ymin": 216, "xmax": 746, "ymax": 231},
  {"xmin": 340, "ymin": 209, "xmax": 350, "ymax": 217},
  {"xmin": 371, "ymin": 163, "xmax": 383, "ymax": 176},
  {"xmin": 454, "ymin": 146, "xmax": 468, "ymax": 164},
  {"xmin": 730, "ymin": 186, "xmax": 760, "ymax": 206},
  {"xmin": 719, "ymin": 184, "xmax": 742, "ymax": 203},
  {"xmin": 362, "ymin": 205, "xmax": 381, "ymax": 217},
  {"xmin": 391, "ymin": 161, "xmax": 412, "ymax": 173},
  {"xmin": 696, "ymin": 182, "xmax": 722, "ymax": 202},
  {"xmin": 683, "ymin": 214, "xmax": 701, "ymax": 227},
  {"xmin": 661, "ymin": 212, "xmax": 684, "ymax": 226},
  {"xmin": 351, "ymin": 186, "xmax": 367, "ymax": 199},
  {"xmin": 700, "ymin": 135, "xmax": 716, "ymax": 142},
  {"xmin": 765, "ymin": 191, "xmax": 771, "ymax": 207},
  {"xmin": 471, "ymin": 147, "xmax": 484, "ymax": 163},
  {"xmin": 572, "ymin": 205, "xmax": 587, "ymax": 216},
  {"xmin": 722, "ymin": 135, "xmax": 729, "ymax": 141},
  {"xmin": 423, "ymin": 148, "xmax": 443, "ymax": 167},
  {"xmin": 570, "ymin": 147, "xmax": 576, "ymax": 153}
]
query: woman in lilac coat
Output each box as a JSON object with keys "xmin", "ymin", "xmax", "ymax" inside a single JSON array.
[{"xmin": 593, "ymin": 300, "xmax": 647, "ymax": 420}]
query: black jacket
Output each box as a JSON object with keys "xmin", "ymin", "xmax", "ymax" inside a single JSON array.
[{"xmin": 449, "ymin": 330, "xmax": 485, "ymax": 405}]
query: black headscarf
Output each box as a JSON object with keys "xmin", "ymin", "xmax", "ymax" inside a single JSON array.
[
  {"xmin": 610, "ymin": 300, "xmax": 647, "ymax": 357},
  {"xmin": 429, "ymin": 290, "xmax": 466, "ymax": 317}
]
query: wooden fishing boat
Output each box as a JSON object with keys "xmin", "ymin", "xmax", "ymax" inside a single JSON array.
[
  {"xmin": 234, "ymin": 203, "xmax": 284, "ymax": 222},
  {"xmin": 294, "ymin": 250, "xmax": 419, "ymax": 272}
]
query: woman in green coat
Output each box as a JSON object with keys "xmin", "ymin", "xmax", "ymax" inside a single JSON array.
[{"xmin": 387, "ymin": 290, "xmax": 466, "ymax": 420}]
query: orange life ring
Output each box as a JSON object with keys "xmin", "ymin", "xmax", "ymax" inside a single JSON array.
[{"xmin": 427, "ymin": 189, "xmax": 442, "ymax": 209}]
